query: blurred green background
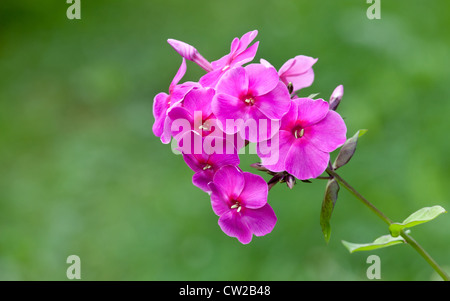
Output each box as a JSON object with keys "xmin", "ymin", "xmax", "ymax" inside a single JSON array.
[{"xmin": 1, "ymin": 0, "xmax": 449, "ymax": 281}]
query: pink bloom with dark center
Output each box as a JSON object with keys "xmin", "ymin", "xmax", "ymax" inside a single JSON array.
[
  {"xmin": 168, "ymin": 87, "xmax": 218, "ymax": 139},
  {"xmin": 200, "ymin": 30, "xmax": 260, "ymax": 88},
  {"xmin": 258, "ymin": 97, "xmax": 347, "ymax": 180},
  {"xmin": 261, "ymin": 55, "xmax": 317, "ymax": 92},
  {"xmin": 212, "ymin": 63, "xmax": 291, "ymax": 142},
  {"xmin": 182, "ymin": 135, "xmax": 240, "ymax": 193},
  {"xmin": 208, "ymin": 165, "xmax": 277, "ymax": 244},
  {"xmin": 278, "ymin": 55, "xmax": 317, "ymax": 92}
]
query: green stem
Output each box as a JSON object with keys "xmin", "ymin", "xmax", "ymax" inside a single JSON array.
[
  {"xmin": 326, "ymin": 167, "xmax": 450, "ymax": 281},
  {"xmin": 326, "ymin": 168, "xmax": 392, "ymax": 226},
  {"xmin": 400, "ymin": 230, "xmax": 450, "ymax": 281}
]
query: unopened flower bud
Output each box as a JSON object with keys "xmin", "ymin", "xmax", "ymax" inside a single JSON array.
[
  {"xmin": 285, "ymin": 174, "xmax": 296, "ymax": 189},
  {"xmin": 268, "ymin": 173, "xmax": 283, "ymax": 190},
  {"xmin": 287, "ymin": 82, "xmax": 294, "ymax": 94},
  {"xmin": 167, "ymin": 39, "xmax": 213, "ymax": 72},
  {"xmin": 329, "ymin": 85, "xmax": 344, "ymax": 111}
]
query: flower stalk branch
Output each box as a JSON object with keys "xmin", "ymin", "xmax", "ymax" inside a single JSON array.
[{"xmin": 326, "ymin": 167, "xmax": 450, "ymax": 281}]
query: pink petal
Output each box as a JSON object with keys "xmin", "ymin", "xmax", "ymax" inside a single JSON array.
[
  {"xmin": 259, "ymin": 58, "xmax": 274, "ymax": 68},
  {"xmin": 278, "ymin": 57, "xmax": 296, "ymax": 75},
  {"xmin": 279, "ymin": 55, "xmax": 317, "ymax": 91},
  {"xmin": 258, "ymin": 130, "xmax": 294, "ymax": 172},
  {"xmin": 212, "ymin": 166, "xmax": 245, "ymax": 200},
  {"xmin": 153, "ymin": 92, "xmax": 169, "ymax": 121},
  {"xmin": 229, "ymin": 37, "xmax": 240, "ymax": 54},
  {"xmin": 199, "ymin": 136, "xmax": 240, "ymax": 170},
  {"xmin": 209, "ymin": 182, "xmax": 231, "ymax": 216},
  {"xmin": 199, "ymin": 69, "xmax": 224, "ymax": 88},
  {"xmin": 160, "ymin": 116, "xmax": 174, "ymax": 144},
  {"xmin": 305, "ymin": 110, "xmax": 347, "ymax": 153},
  {"xmin": 231, "ymin": 41, "xmax": 259, "ymax": 67},
  {"xmin": 242, "ymin": 203, "xmax": 277, "ymax": 237},
  {"xmin": 279, "ymin": 99, "xmax": 299, "ymax": 131},
  {"xmin": 212, "ymin": 93, "xmax": 249, "ymax": 135},
  {"xmin": 182, "ymin": 152, "xmax": 208, "ymax": 172},
  {"xmin": 168, "ymin": 107, "xmax": 194, "ymax": 143},
  {"xmin": 215, "ymin": 67, "xmax": 248, "ymax": 97},
  {"xmin": 238, "ymin": 172, "xmax": 268, "ymax": 209},
  {"xmin": 206, "ymin": 137, "xmax": 240, "ymax": 166},
  {"xmin": 209, "ymin": 151, "xmax": 240, "ymax": 168},
  {"xmin": 285, "ymin": 68, "xmax": 315, "ymax": 92},
  {"xmin": 295, "ymin": 98, "xmax": 329, "ymax": 128},
  {"xmin": 169, "ymin": 58, "xmax": 187, "ymax": 92},
  {"xmin": 211, "ymin": 53, "xmax": 231, "ymax": 70},
  {"xmin": 239, "ymin": 107, "xmax": 280, "ymax": 143},
  {"xmin": 170, "ymin": 82, "xmax": 199, "ymax": 105},
  {"xmin": 285, "ymin": 138, "xmax": 330, "ymax": 180},
  {"xmin": 152, "ymin": 92, "xmax": 169, "ymax": 137},
  {"xmin": 218, "ymin": 210, "xmax": 252, "ymax": 244},
  {"xmin": 175, "ymin": 130, "xmax": 203, "ymax": 154},
  {"xmin": 245, "ymin": 64, "xmax": 279, "ymax": 96},
  {"xmin": 224, "ymin": 132, "xmax": 247, "ymax": 152},
  {"xmin": 182, "ymin": 88, "xmax": 215, "ymax": 117},
  {"xmin": 168, "ymin": 106, "xmax": 193, "ymax": 126},
  {"xmin": 254, "ymin": 81, "xmax": 291, "ymax": 120},
  {"xmin": 192, "ymin": 170, "xmax": 215, "ymax": 192},
  {"xmin": 279, "ymin": 55, "xmax": 317, "ymax": 76},
  {"xmin": 212, "ymin": 32, "xmax": 258, "ymax": 70},
  {"xmin": 236, "ymin": 30, "xmax": 258, "ymax": 53}
]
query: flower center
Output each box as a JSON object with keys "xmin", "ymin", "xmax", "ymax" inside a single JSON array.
[
  {"xmin": 198, "ymin": 124, "xmax": 210, "ymax": 131},
  {"xmin": 294, "ymin": 127, "xmax": 305, "ymax": 139},
  {"xmin": 203, "ymin": 164, "xmax": 212, "ymax": 170},
  {"xmin": 230, "ymin": 201, "xmax": 242, "ymax": 213},
  {"xmin": 244, "ymin": 98, "xmax": 255, "ymax": 106},
  {"xmin": 198, "ymin": 120, "xmax": 212, "ymax": 131}
]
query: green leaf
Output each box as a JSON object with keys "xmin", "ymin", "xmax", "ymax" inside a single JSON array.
[
  {"xmin": 332, "ymin": 129, "xmax": 368, "ymax": 170},
  {"xmin": 342, "ymin": 233, "xmax": 408, "ymax": 253},
  {"xmin": 320, "ymin": 179, "xmax": 340, "ymax": 243},
  {"xmin": 389, "ymin": 205, "xmax": 447, "ymax": 237}
]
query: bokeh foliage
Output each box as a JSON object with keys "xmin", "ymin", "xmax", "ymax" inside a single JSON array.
[{"xmin": 0, "ymin": 0, "xmax": 449, "ymax": 280}]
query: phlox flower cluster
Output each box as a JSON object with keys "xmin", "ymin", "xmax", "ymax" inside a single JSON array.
[{"xmin": 152, "ymin": 30, "xmax": 347, "ymax": 244}]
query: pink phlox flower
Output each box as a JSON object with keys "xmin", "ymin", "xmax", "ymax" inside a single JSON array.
[
  {"xmin": 257, "ymin": 97, "xmax": 347, "ymax": 180},
  {"xmin": 261, "ymin": 55, "xmax": 317, "ymax": 93},
  {"xmin": 152, "ymin": 58, "xmax": 200, "ymax": 144},
  {"xmin": 208, "ymin": 165, "xmax": 277, "ymax": 244},
  {"xmin": 200, "ymin": 30, "xmax": 260, "ymax": 88},
  {"xmin": 212, "ymin": 63, "xmax": 291, "ymax": 142},
  {"xmin": 181, "ymin": 135, "xmax": 240, "ymax": 193},
  {"xmin": 168, "ymin": 87, "xmax": 218, "ymax": 139}
]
